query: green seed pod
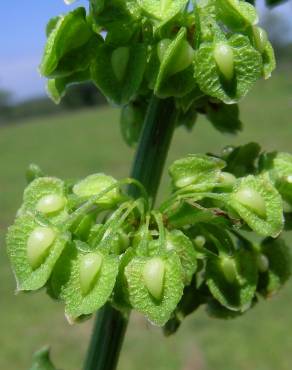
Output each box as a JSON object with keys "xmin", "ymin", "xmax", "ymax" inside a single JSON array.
[
  {"xmin": 253, "ymin": 26, "xmax": 268, "ymax": 54},
  {"xmin": 73, "ymin": 173, "xmax": 120, "ymax": 206},
  {"xmin": 143, "ymin": 257, "xmax": 165, "ymax": 300},
  {"xmin": 36, "ymin": 194, "xmax": 66, "ymax": 214},
  {"xmin": 111, "ymin": 46, "xmax": 130, "ymax": 82},
  {"xmin": 234, "ymin": 187, "xmax": 266, "ymax": 219},
  {"xmin": 169, "ymin": 154, "xmax": 225, "ymax": 191},
  {"xmin": 220, "ymin": 256, "xmax": 237, "ymax": 283},
  {"xmin": 79, "ymin": 252, "xmax": 103, "ymax": 296},
  {"xmin": 27, "ymin": 227, "xmax": 56, "ymax": 270},
  {"xmin": 214, "ymin": 43, "xmax": 234, "ymax": 81},
  {"xmin": 257, "ymin": 253, "xmax": 269, "ymax": 273}
]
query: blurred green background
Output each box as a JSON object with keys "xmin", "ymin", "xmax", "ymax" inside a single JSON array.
[{"xmin": 1, "ymin": 71, "xmax": 292, "ymax": 370}]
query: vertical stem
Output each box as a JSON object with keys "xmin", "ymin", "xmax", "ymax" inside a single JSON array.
[
  {"xmin": 130, "ymin": 96, "xmax": 177, "ymax": 206},
  {"xmin": 84, "ymin": 96, "xmax": 177, "ymax": 370}
]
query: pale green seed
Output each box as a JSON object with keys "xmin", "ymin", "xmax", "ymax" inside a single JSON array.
[
  {"xmin": 214, "ymin": 43, "xmax": 234, "ymax": 81},
  {"xmin": 111, "ymin": 47, "xmax": 130, "ymax": 82},
  {"xmin": 27, "ymin": 227, "xmax": 56, "ymax": 270},
  {"xmin": 175, "ymin": 175, "xmax": 197, "ymax": 188},
  {"xmin": 234, "ymin": 187, "xmax": 267, "ymax": 218},
  {"xmin": 157, "ymin": 39, "xmax": 172, "ymax": 63},
  {"xmin": 253, "ymin": 26, "xmax": 268, "ymax": 53},
  {"xmin": 143, "ymin": 257, "xmax": 165, "ymax": 301},
  {"xmin": 194, "ymin": 235, "xmax": 206, "ymax": 248},
  {"xmin": 79, "ymin": 252, "xmax": 103, "ymax": 296},
  {"xmin": 36, "ymin": 194, "xmax": 66, "ymax": 214},
  {"xmin": 257, "ymin": 254, "xmax": 269, "ymax": 273},
  {"xmin": 218, "ymin": 172, "xmax": 236, "ymax": 188},
  {"xmin": 221, "ymin": 257, "xmax": 237, "ymax": 284}
]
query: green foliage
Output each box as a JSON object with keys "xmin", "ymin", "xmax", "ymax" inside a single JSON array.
[{"xmin": 38, "ymin": 0, "xmax": 276, "ymax": 145}]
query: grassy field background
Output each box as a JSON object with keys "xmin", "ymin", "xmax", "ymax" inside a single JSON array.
[{"xmin": 1, "ymin": 73, "xmax": 292, "ymax": 370}]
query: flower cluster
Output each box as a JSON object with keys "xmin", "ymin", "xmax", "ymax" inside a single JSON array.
[
  {"xmin": 7, "ymin": 144, "xmax": 292, "ymax": 332},
  {"xmin": 40, "ymin": 0, "xmax": 276, "ymax": 145}
]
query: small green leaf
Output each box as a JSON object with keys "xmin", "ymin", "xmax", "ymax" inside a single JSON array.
[
  {"xmin": 229, "ymin": 175, "xmax": 284, "ymax": 237},
  {"xmin": 205, "ymin": 102, "xmax": 242, "ymax": 134},
  {"xmin": 138, "ymin": 0, "xmax": 188, "ymax": 26},
  {"xmin": 47, "ymin": 69, "xmax": 91, "ymax": 104},
  {"xmin": 29, "ymin": 347, "xmax": 58, "ymax": 370},
  {"xmin": 6, "ymin": 213, "xmax": 69, "ymax": 291},
  {"xmin": 125, "ymin": 252, "xmax": 184, "ymax": 326},
  {"xmin": 166, "ymin": 230, "xmax": 197, "ymax": 285},
  {"xmin": 258, "ymin": 238, "xmax": 291, "ymax": 297},
  {"xmin": 255, "ymin": 32, "xmax": 276, "ymax": 79},
  {"xmin": 206, "ymin": 249, "xmax": 258, "ymax": 311},
  {"xmin": 50, "ymin": 244, "xmax": 119, "ymax": 320},
  {"xmin": 40, "ymin": 8, "xmax": 93, "ymax": 77},
  {"xmin": 73, "ymin": 173, "xmax": 121, "ymax": 206},
  {"xmin": 194, "ymin": 0, "xmax": 217, "ymax": 45},
  {"xmin": 91, "ymin": 43, "xmax": 147, "ymax": 105},
  {"xmin": 46, "ymin": 16, "xmax": 62, "ymax": 37},
  {"xmin": 216, "ymin": 0, "xmax": 259, "ymax": 31},
  {"xmin": 169, "ymin": 154, "xmax": 225, "ymax": 191},
  {"xmin": 223, "ymin": 142, "xmax": 261, "ymax": 177},
  {"xmin": 206, "ymin": 299, "xmax": 246, "ymax": 320}
]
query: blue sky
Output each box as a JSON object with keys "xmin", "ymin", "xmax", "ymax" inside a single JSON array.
[{"xmin": 0, "ymin": 0, "xmax": 291, "ymax": 102}]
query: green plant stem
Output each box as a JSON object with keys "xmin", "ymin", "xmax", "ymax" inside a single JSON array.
[{"xmin": 84, "ymin": 95, "xmax": 177, "ymax": 370}]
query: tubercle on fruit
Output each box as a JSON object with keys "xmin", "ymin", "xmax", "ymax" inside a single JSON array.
[
  {"xmin": 36, "ymin": 194, "xmax": 66, "ymax": 214},
  {"xmin": 79, "ymin": 252, "xmax": 103, "ymax": 296},
  {"xmin": 214, "ymin": 43, "xmax": 234, "ymax": 81},
  {"xmin": 143, "ymin": 257, "xmax": 166, "ymax": 301},
  {"xmin": 220, "ymin": 256, "xmax": 237, "ymax": 284},
  {"xmin": 111, "ymin": 47, "xmax": 130, "ymax": 82},
  {"xmin": 27, "ymin": 227, "xmax": 56, "ymax": 270},
  {"xmin": 234, "ymin": 187, "xmax": 267, "ymax": 219}
]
